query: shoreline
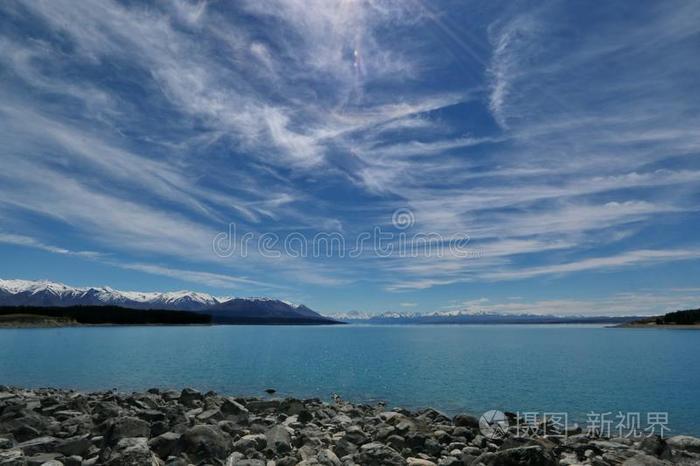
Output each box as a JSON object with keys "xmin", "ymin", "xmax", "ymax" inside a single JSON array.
[
  {"xmin": 613, "ymin": 323, "xmax": 700, "ymax": 329},
  {"xmin": 1, "ymin": 387, "xmax": 699, "ymax": 465}
]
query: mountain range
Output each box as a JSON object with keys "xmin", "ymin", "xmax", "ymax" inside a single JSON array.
[
  {"xmin": 0, "ymin": 279, "xmax": 337, "ymax": 325},
  {"xmin": 327, "ymin": 309, "xmax": 641, "ymax": 325}
]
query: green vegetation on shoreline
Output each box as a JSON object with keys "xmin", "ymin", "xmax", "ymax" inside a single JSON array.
[
  {"xmin": 619, "ymin": 308, "xmax": 700, "ymax": 328},
  {"xmin": 0, "ymin": 305, "xmax": 212, "ymax": 327}
]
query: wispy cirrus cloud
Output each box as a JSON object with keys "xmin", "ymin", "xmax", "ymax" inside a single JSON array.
[{"xmin": 0, "ymin": 1, "xmax": 699, "ymax": 312}]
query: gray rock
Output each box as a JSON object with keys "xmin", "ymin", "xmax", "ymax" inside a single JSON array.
[
  {"xmin": 0, "ymin": 449, "xmax": 25, "ymax": 466},
  {"xmin": 56, "ymin": 435, "xmax": 91, "ymax": 457},
  {"xmin": 178, "ymin": 388, "xmax": 202, "ymax": 408},
  {"xmin": 0, "ymin": 438, "xmax": 14, "ymax": 449},
  {"xmin": 317, "ymin": 448, "xmax": 341, "ymax": 466},
  {"xmin": 105, "ymin": 417, "xmax": 150, "ymax": 446},
  {"xmin": 473, "ymin": 445, "xmax": 557, "ymax": 466},
  {"xmin": 15, "ymin": 437, "xmax": 60, "ymax": 456},
  {"xmin": 453, "ymin": 414, "xmax": 479, "ymax": 429},
  {"xmin": 62, "ymin": 456, "xmax": 82, "ymax": 466},
  {"xmin": 148, "ymin": 432, "xmax": 181, "ymax": 459},
  {"xmin": 406, "ymin": 459, "xmax": 437, "ymax": 466},
  {"xmin": 102, "ymin": 437, "xmax": 160, "ymax": 466},
  {"xmin": 25, "ymin": 453, "xmax": 62, "ymax": 466},
  {"xmin": 621, "ymin": 453, "xmax": 670, "ymax": 465},
  {"xmin": 638, "ymin": 435, "xmax": 671, "ymax": 459},
  {"xmin": 182, "ymin": 424, "xmax": 230, "ymax": 461},
  {"xmin": 265, "ymin": 425, "xmax": 292, "ymax": 454},
  {"xmin": 437, "ymin": 456, "xmax": 461, "ymax": 466},
  {"xmin": 666, "ymin": 435, "xmax": 700, "ymax": 453},
  {"xmin": 358, "ymin": 442, "xmax": 406, "ymax": 465},
  {"xmin": 233, "ymin": 433, "xmax": 267, "ymax": 452}
]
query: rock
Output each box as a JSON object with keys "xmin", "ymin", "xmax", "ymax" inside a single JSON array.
[
  {"xmin": 182, "ymin": 424, "xmax": 230, "ymax": 461},
  {"xmin": 221, "ymin": 398, "xmax": 249, "ymax": 417},
  {"xmin": 407, "ymin": 459, "xmax": 437, "ymax": 466},
  {"xmin": 333, "ymin": 437, "xmax": 358, "ymax": 457},
  {"xmin": 104, "ymin": 417, "xmax": 150, "ymax": 446},
  {"xmin": 317, "ymin": 448, "xmax": 341, "ymax": 466},
  {"xmin": 15, "ymin": 437, "xmax": 60, "ymax": 456},
  {"xmin": 666, "ymin": 435, "xmax": 700, "ymax": 453},
  {"xmin": 386, "ymin": 435, "xmax": 405, "ymax": 451},
  {"xmin": 25, "ymin": 453, "xmax": 62, "ymax": 466},
  {"xmin": 178, "ymin": 388, "xmax": 202, "ymax": 407},
  {"xmin": 227, "ymin": 458, "xmax": 265, "ymax": 466},
  {"xmin": 265, "ymin": 389, "xmax": 277, "ymax": 395},
  {"xmin": 56, "ymin": 435, "xmax": 91, "ymax": 457},
  {"xmin": 103, "ymin": 437, "xmax": 159, "ymax": 466},
  {"xmin": 196, "ymin": 408, "xmax": 224, "ymax": 423},
  {"xmin": 0, "ymin": 449, "xmax": 25, "ymax": 466},
  {"xmin": 342, "ymin": 426, "xmax": 368, "ymax": 446},
  {"xmin": 638, "ymin": 435, "xmax": 671, "ymax": 459},
  {"xmin": 233, "ymin": 433, "xmax": 267, "ymax": 452},
  {"xmin": 0, "ymin": 438, "xmax": 14, "ymax": 449},
  {"xmin": 265, "ymin": 425, "xmax": 292, "ymax": 454},
  {"xmin": 453, "ymin": 414, "xmax": 479, "ymax": 429},
  {"xmin": 474, "ymin": 445, "xmax": 557, "ymax": 466},
  {"xmin": 621, "ymin": 453, "xmax": 669, "ymax": 465},
  {"xmin": 298, "ymin": 409, "xmax": 313, "ymax": 424},
  {"xmin": 148, "ymin": 432, "xmax": 181, "ymax": 459},
  {"xmin": 62, "ymin": 456, "xmax": 82, "ymax": 466},
  {"xmin": 358, "ymin": 442, "xmax": 406, "ymax": 465},
  {"xmin": 437, "ymin": 456, "xmax": 461, "ymax": 466}
]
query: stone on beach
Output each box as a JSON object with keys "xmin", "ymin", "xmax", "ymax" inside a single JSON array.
[{"xmin": 0, "ymin": 386, "xmax": 699, "ymax": 466}]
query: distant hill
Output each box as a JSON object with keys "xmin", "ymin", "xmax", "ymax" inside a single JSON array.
[
  {"xmin": 662, "ymin": 308, "xmax": 700, "ymax": 324},
  {"xmin": 205, "ymin": 298, "xmax": 338, "ymax": 325},
  {"xmin": 623, "ymin": 308, "xmax": 700, "ymax": 327},
  {"xmin": 0, "ymin": 279, "xmax": 340, "ymax": 325},
  {"xmin": 328, "ymin": 310, "xmax": 640, "ymax": 325}
]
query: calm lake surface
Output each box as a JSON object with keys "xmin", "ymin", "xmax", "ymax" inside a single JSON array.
[{"xmin": 1, "ymin": 324, "xmax": 699, "ymax": 435}]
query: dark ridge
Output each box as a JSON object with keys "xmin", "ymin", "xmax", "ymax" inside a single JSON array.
[
  {"xmin": 662, "ymin": 308, "xmax": 700, "ymax": 325},
  {"xmin": 0, "ymin": 305, "xmax": 212, "ymax": 325}
]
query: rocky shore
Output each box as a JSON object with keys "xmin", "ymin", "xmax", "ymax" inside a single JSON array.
[{"xmin": 1, "ymin": 387, "xmax": 699, "ymax": 466}]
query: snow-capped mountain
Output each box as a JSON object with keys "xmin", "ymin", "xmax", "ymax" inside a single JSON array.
[
  {"xmin": 0, "ymin": 278, "xmax": 223, "ymax": 310},
  {"xmin": 0, "ymin": 279, "xmax": 289, "ymax": 312}
]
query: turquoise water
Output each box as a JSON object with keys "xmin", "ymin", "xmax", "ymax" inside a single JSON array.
[{"xmin": 1, "ymin": 324, "xmax": 699, "ymax": 435}]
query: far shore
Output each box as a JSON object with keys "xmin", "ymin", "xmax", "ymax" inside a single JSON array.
[{"xmin": 614, "ymin": 322, "xmax": 700, "ymax": 329}]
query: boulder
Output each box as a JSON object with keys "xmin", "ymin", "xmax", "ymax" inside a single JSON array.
[
  {"xmin": 0, "ymin": 449, "xmax": 26, "ymax": 466},
  {"xmin": 104, "ymin": 417, "xmax": 150, "ymax": 446},
  {"xmin": 407, "ymin": 459, "xmax": 437, "ymax": 466},
  {"xmin": 15, "ymin": 437, "xmax": 60, "ymax": 456},
  {"xmin": 182, "ymin": 424, "xmax": 230, "ymax": 461},
  {"xmin": 178, "ymin": 388, "xmax": 202, "ymax": 408},
  {"xmin": 102, "ymin": 437, "xmax": 160, "ymax": 466},
  {"xmin": 56, "ymin": 435, "xmax": 91, "ymax": 457},
  {"xmin": 317, "ymin": 448, "xmax": 341, "ymax": 466},
  {"xmin": 233, "ymin": 433, "xmax": 266, "ymax": 452},
  {"xmin": 620, "ymin": 453, "xmax": 669, "ymax": 465},
  {"xmin": 453, "ymin": 414, "xmax": 479, "ymax": 429},
  {"xmin": 473, "ymin": 445, "xmax": 557, "ymax": 466},
  {"xmin": 638, "ymin": 435, "xmax": 671, "ymax": 459},
  {"xmin": 666, "ymin": 435, "xmax": 700, "ymax": 453},
  {"xmin": 265, "ymin": 425, "xmax": 292, "ymax": 454},
  {"xmin": 148, "ymin": 432, "xmax": 181, "ymax": 459},
  {"xmin": 358, "ymin": 442, "xmax": 406, "ymax": 465}
]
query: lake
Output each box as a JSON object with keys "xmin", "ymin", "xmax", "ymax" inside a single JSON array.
[{"xmin": 1, "ymin": 324, "xmax": 698, "ymax": 435}]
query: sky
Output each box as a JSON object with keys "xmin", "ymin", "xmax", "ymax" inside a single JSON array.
[{"xmin": 1, "ymin": 0, "xmax": 699, "ymax": 316}]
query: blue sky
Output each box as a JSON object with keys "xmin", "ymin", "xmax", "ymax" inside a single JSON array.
[{"xmin": 1, "ymin": 0, "xmax": 700, "ymax": 315}]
